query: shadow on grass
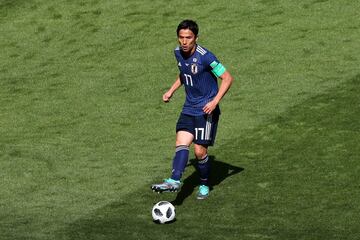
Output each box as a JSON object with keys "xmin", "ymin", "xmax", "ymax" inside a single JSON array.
[{"xmin": 171, "ymin": 156, "xmax": 244, "ymax": 206}]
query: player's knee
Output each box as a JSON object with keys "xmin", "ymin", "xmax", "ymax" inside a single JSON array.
[{"xmin": 194, "ymin": 148, "xmax": 207, "ymax": 160}]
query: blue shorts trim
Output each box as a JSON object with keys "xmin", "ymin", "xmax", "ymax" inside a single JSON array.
[{"xmin": 176, "ymin": 112, "xmax": 219, "ymax": 146}]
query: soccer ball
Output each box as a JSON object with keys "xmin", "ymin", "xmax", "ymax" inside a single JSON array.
[{"xmin": 151, "ymin": 201, "xmax": 176, "ymax": 224}]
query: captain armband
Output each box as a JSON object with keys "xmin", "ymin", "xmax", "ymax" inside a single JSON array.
[{"xmin": 210, "ymin": 61, "xmax": 226, "ymax": 77}]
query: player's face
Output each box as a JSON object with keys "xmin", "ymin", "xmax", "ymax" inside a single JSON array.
[{"xmin": 178, "ymin": 29, "xmax": 197, "ymax": 55}]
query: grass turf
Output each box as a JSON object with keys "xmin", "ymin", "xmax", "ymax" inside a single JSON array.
[{"xmin": 0, "ymin": 0, "xmax": 359, "ymax": 239}]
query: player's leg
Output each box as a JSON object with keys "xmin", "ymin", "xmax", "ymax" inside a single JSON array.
[
  {"xmin": 193, "ymin": 111, "xmax": 220, "ymax": 199},
  {"xmin": 171, "ymin": 130, "xmax": 193, "ymax": 181},
  {"xmin": 151, "ymin": 131, "xmax": 193, "ymax": 193},
  {"xmin": 151, "ymin": 114, "xmax": 195, "ymax": 193},
  {"xmin": 194, "ymin": 144, "xmax": 210, "ymax": 184},
  {"xmin": 194, "ymin": 144, "xmax": 211, "ymax": 199}
]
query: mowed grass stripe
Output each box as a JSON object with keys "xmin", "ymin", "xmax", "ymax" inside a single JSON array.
[{"xmin": 216, "ymin": 74, "xmax": 360, "ymax": 239}]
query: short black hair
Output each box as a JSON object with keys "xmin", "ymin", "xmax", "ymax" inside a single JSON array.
[{"xmin": 177, "ymin": 19, "xmax": 199, "ymax": 37}]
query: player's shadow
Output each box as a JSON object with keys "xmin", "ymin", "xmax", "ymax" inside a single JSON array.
[{"xmin": 171, "ymin": 156, "xmax": 244, "ymax": 206}]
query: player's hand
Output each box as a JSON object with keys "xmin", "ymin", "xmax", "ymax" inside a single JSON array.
[
  {"xmin": 163, "ymin": 91, "xmax": 173, "ymax": 102},
  {"xmin": 203, "ymin": 100, "xmax": 218, "ymax": 114}
]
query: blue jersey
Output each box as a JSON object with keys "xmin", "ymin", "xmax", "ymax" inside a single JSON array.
[{"xmin": 174, "ymin": 45, "xmax": 226, "ymax": 116}]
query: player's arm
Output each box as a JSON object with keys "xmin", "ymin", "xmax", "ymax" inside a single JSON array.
[
  {"xmin": 203, "ymin": 70, "xmax": 234, "ymax": 114},
  {"xmin": 163, "ymin": 75, "xmax": 182, "ymax": 102}
]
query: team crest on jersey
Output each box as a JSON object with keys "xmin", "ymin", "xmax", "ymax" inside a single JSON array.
[
  {"xmin": 191, "ymin": 63, "xmax": 198, "ymax": 74},
  {"xmin": 193, "ymin": 58, "xmax": 197, "ymax": 63}
]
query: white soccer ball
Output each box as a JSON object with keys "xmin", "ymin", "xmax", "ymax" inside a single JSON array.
[{"xmin": 151, "ymin": 201, "xmax": 176, "ymax": 224}]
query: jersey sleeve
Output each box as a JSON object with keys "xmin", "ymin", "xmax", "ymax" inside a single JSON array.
[{"xmin": 203, "ymin": 51, "xmax": 226, "ymax": 78}]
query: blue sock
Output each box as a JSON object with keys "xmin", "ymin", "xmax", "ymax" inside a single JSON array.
[
  {"xmin": 170, "ymin": 145, "xmax": 189, "ymax": 181},
  {"xmin": 196, "ymin": 155, "xmax": 210, "ymax": 186}
]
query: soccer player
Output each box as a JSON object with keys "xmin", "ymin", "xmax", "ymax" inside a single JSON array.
[{"xmin": 151, "ymin": 19, "xmax": 234, "ymax": 199}]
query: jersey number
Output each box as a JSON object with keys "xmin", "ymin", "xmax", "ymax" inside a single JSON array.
[
  {"xmin": 184, "ymin": 74, "xmax": 193, "ymax": 86},
  {"xmin": 195, "ymin": 128, "xmax": 205, "ymax": 140}
]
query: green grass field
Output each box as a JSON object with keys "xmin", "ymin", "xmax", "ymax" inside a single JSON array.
[{"xmin": 1, "ymin": 0, "xmax": 359, "ymax": 239}]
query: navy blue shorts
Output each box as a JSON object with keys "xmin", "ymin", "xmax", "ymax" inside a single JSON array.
[{"xmin": 176, "ymin": 111, "xmax": 220, "ymax": 146}]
